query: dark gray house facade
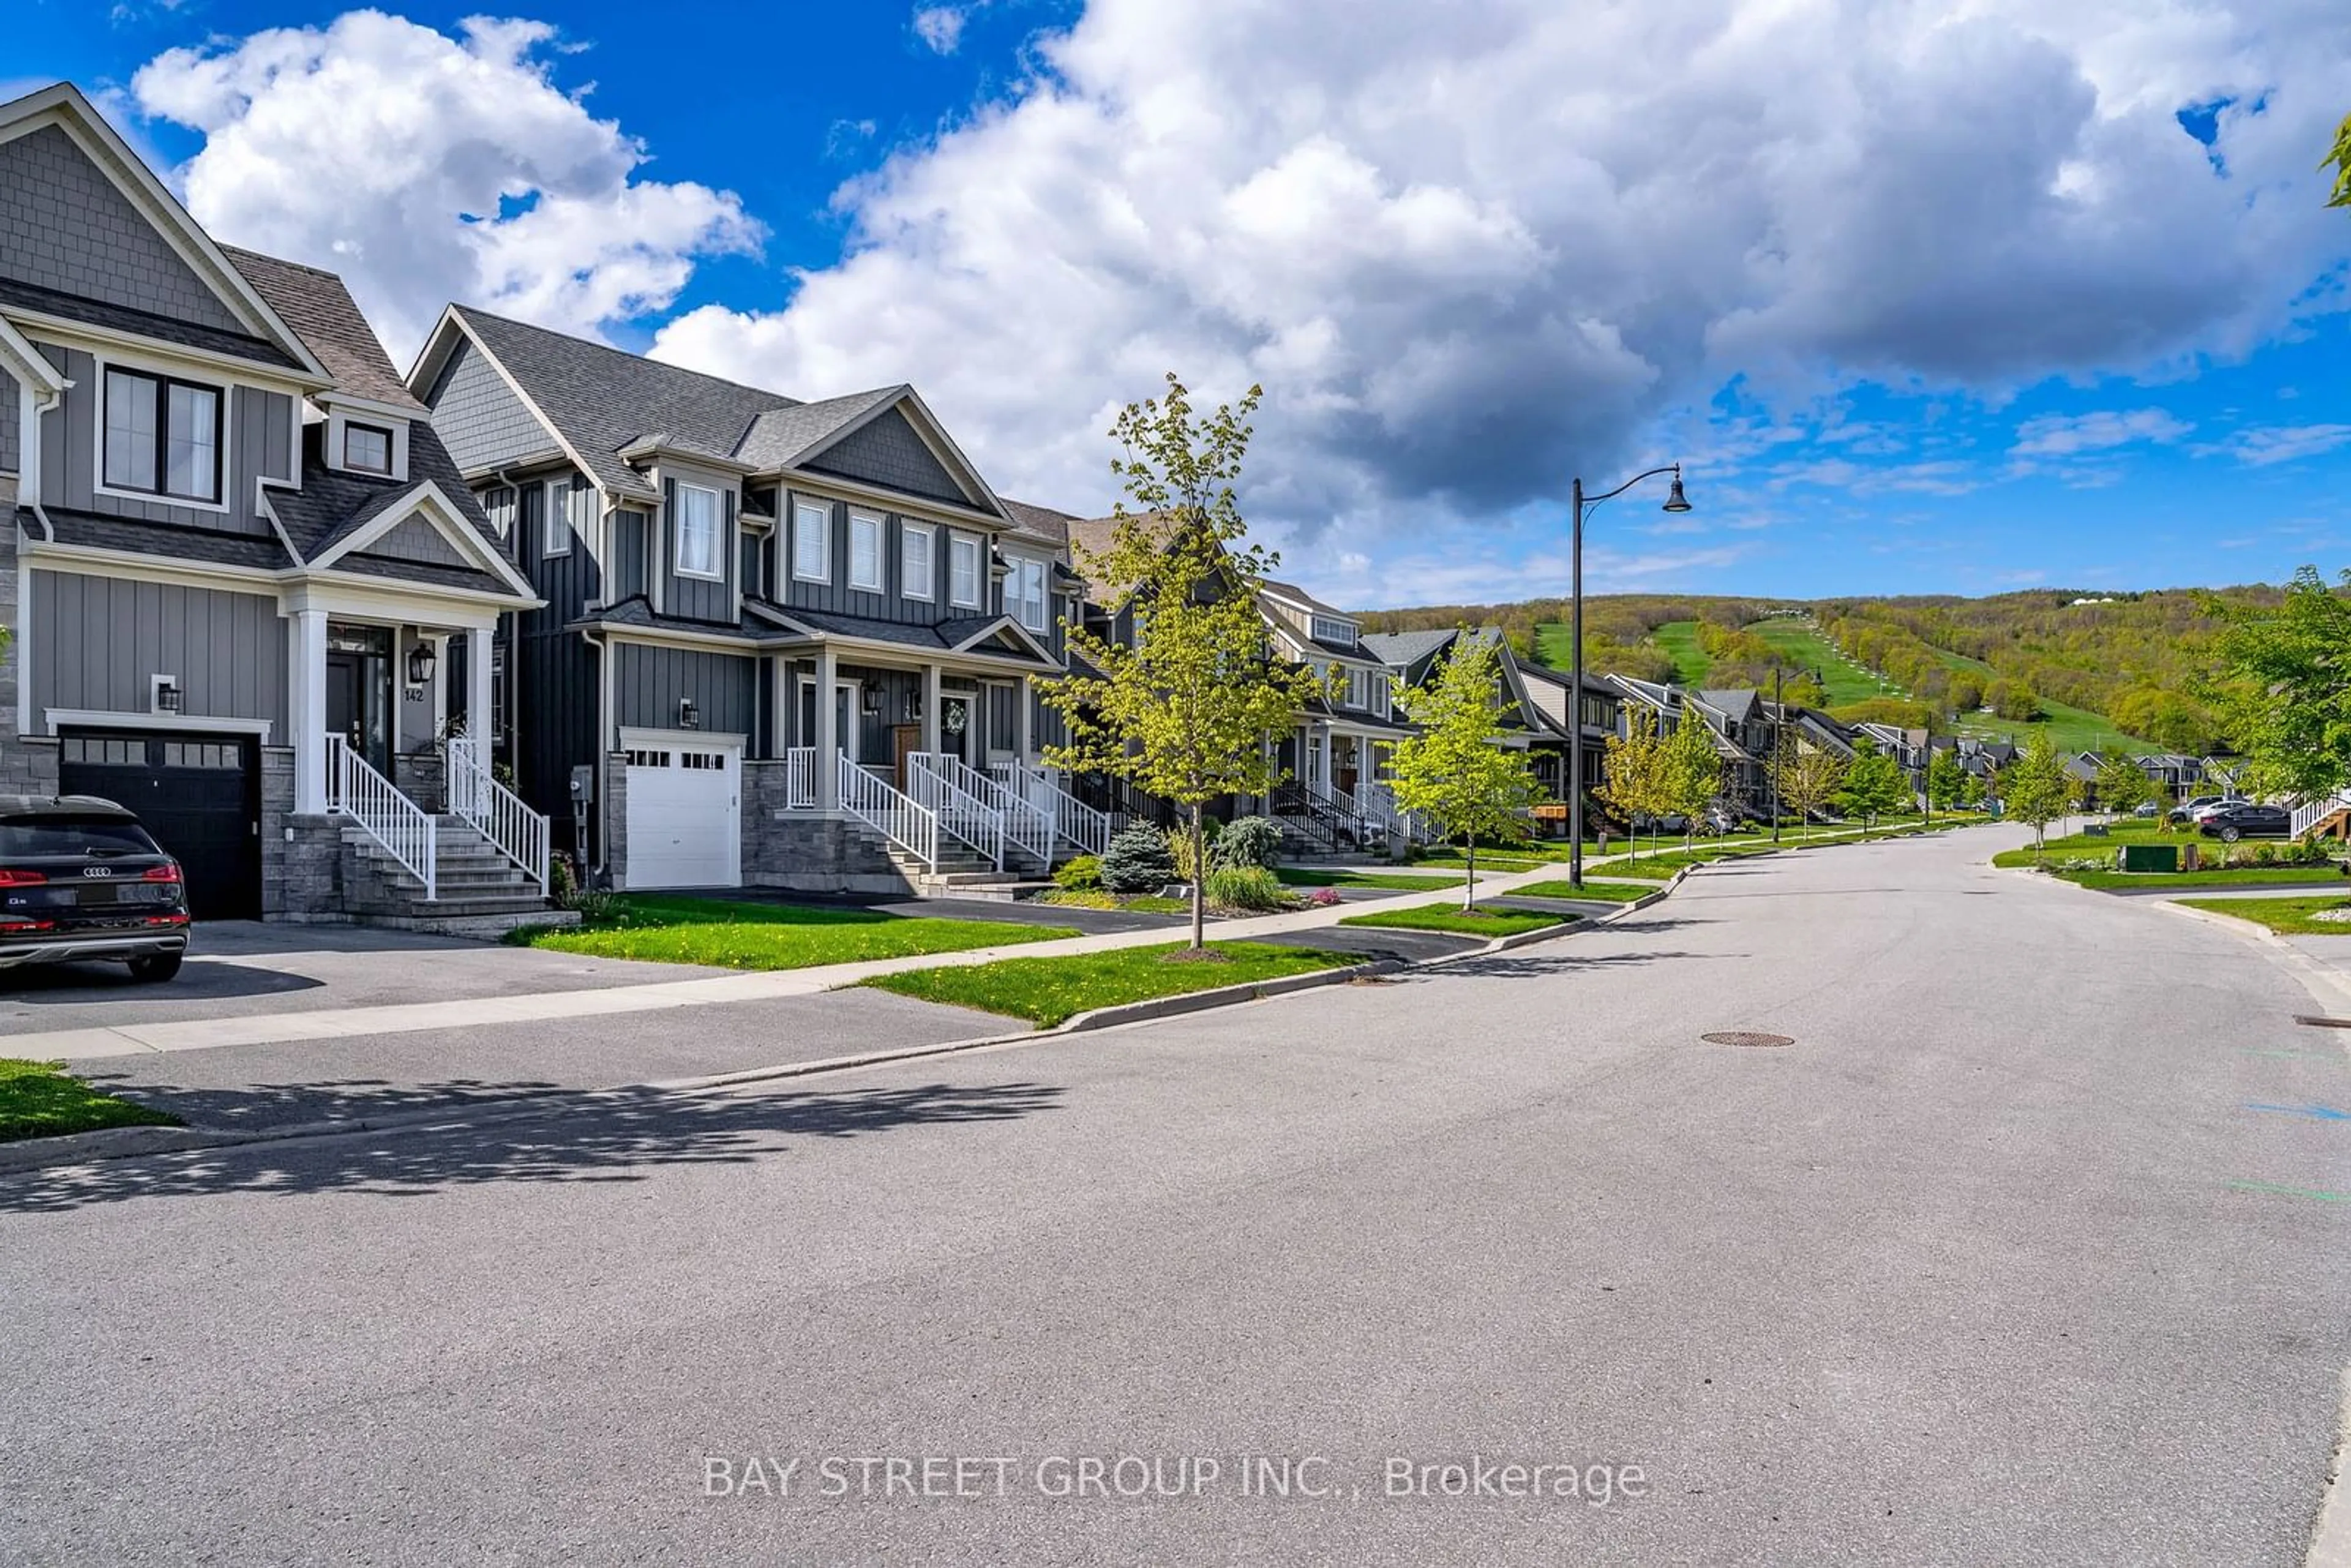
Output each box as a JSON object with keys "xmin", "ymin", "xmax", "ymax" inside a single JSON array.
[
  {"xmin": 0, "ymin": 83, "xmax": 547, "ymax": 928},
  {"xmin": 408, "ymin": 307, "xmax": 1086, "ymax": 893}
]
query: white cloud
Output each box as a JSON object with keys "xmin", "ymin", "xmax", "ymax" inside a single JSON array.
[
  {"xmin": 2219, "ymin": 424, "xmax": 2351, "ymax": 467},
  {"xmin": 130, "ymin": 12, "xmax": 762, "ymax": 362},
  {"xmin": 646, "ymin": 0, "xmax": 2351, "ymax": 596},
  {"xmin": 2010, "ymin": 407, "xmax": 2192, "ymax": 457},
  {"xmin": 912, "ymin": 6, "xmax": 969, "ymax": 54}
]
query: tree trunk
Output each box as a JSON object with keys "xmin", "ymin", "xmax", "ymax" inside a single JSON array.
[
  {"xmin": 1463, "ymin": 836, "xmax": 1477, "ymax": 912},
  {"xmin": 1188, "ymin": 805, "xmax": 1207, "ymax": 951}
]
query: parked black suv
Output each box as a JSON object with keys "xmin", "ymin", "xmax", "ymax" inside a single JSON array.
[
  {"xmin": 2195, "ymin": 802, "xmax": 2291, "ymax": 842},
  {"xmin": 0, "ymin": 796, "xmax": 190, "ymax": 982}
]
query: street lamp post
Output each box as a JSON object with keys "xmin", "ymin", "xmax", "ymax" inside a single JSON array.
[{"xmin": 1569, "ymin": 463, "xmax": 1691, "ymax": 889}]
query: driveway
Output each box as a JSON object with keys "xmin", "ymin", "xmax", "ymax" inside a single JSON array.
[
  {"xmin": 0, "ymin": 920, "xmax": 726, "ymax": 1037},
  {"xmin": 4, "ymin": 825, "xmax": 2342, "ymax": 1564}
]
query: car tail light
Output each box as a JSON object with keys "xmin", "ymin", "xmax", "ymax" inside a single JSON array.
[
  {"xmin": 144, "ymin": 913, "xmax": 189, "ymax": 927},
  {"xmin": 0, "ymin": 868, "xmax": 48, "ymax": 887},
  {"xmin": 142, "ymin": 863, "xmax": 182, "ymax": 883},
  {"xmin": 0, "ymin": 917, "xmax": 54, "ymax": 932}
]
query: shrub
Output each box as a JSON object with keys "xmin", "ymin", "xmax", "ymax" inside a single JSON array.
[
  {"xmin": 1213, "ymin": 816, "xmax": 1283, "ymax": 871},
  {"xmin": 550, "ymin": 852, "xmax": 579, "ymax": 906},
  {"xmin": 1166, "ymin": 819, "xmax": 1226, "ymax": 883},
  {"xmin": 1054, "ymin": 854, "xmax": 1103, "ymax": 891},
  {"xmin": 1101, "ymin": 824, "xmax": 1177, "ymax": 893},
  {"xmin": 1204, "ymin": 865, "xmax": 1286, "ymax": 912}
]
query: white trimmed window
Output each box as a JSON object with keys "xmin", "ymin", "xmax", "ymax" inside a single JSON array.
[
  {"xmin": 675, "ymin": 483, "xmax": 722, "ymax": 579},
  {"xmin": 344, "ymin": 422, "xmax": 392, "ymax": 475},
  {"xmin": 793, "ymin": 500, "xmax": 831, "ymax": 583},
  {"xmin": 103, "ymin": 367, "xmax": 220, "ymax": 503},
  {"xmin": 848, "ymin": 509, "xmax": 884, "ymax": 591},
  {"xmin": 543, "ymin": 479, "xmax": 573, "ymax": 556},
  {"xmin": 1312, "ymin": 613, "xmax": 1357, "ymax": 647},
  {"xmin": 1010, "ymin": 557, "xmax": 1049, "ymax": 632},
  {"xmin": 901, "ymin": 522, "xmax": 934, "ymax": 601},
  {"xmin": 949, "ymin": 530, "xmax": 982, "ymax": 609}
]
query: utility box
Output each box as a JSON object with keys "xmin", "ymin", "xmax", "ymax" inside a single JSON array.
[{"xmin": 2118, "ymin": 843, "xmax": 2178, "ymax": 874}]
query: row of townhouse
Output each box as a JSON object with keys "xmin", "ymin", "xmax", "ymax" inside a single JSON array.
[{"xmin": 0, "ymin": 80, "xmax": 1640, "ymax": 929}]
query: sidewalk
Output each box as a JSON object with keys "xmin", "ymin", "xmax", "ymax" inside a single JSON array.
[{"xmin": 10, "ymin": 822, "xmax": 1940, "ymax": 1062}]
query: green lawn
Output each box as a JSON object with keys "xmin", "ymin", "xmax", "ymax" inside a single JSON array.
[
  {"xmin": 2064, "ymin": 866, "xmax": 2347, "ymax": 891},
  {"xmin": 860, "ymin": 940, "xmax": 1355, "ymax": 1026},
  {"xmin": 1989, "ymin": 823, "xmax": 2176, "ymax": 866},
  {"xmin": 511, "ymin": 895, "xmax": 1063, "ymax": 970},
  {"xmin": 1510, "ymin": 879, "xmax": 1657, "ymax": 902},
  {"xmin": 1033, "ymin": 890, "xmax": 1191, "ymax": 913},
  {"xmin": 0, "ymin": 1059, "xmax": 179, "ymax": 1144},
  {"xmin": 2174, "ymin": 896, "xmax": 2351, "ymax": 937},
  {"xmin": 1921, "ymin": 644, "xmax": 2148, "ymax": 752},
  {"xmin": 1340, "ymin": 906, "xmax": 1575, "ymax": 937},
  {"xmin": 1275, "ymin": 866, "xmax": 1463, "ymax": 890},
  {"xmin": 1607, "ymin": 846, "xmax": 1771, "ymax": 879}
]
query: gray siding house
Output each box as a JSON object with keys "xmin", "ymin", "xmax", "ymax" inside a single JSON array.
[
  {"xmin": 407, "ymin": 307, "xmax": 1087, "ymax": 893},
  {"xmin": 0, "ymin": 83, "xmax": 548, "ymax": 926}
]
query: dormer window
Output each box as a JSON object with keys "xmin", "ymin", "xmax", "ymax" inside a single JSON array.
[
  {"xmin": 344, "ymin": 422, "xmax": 392, "ymax": 475},
  {"xmin": 1311, "ymin": 613, "xmax": 1357, "ymax": 647}
]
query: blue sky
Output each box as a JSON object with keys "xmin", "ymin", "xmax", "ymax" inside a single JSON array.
[{"xmin": 12, "ymin": 0, "xmax": 2351, "ymax": 609}]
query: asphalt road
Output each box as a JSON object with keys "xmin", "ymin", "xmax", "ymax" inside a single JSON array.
[{"xmin": 2, "ymin": 826, "xmax": 2345, "ymax": 1566}]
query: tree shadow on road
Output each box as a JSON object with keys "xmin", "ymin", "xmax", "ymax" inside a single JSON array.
[
  {"xmin": 0, "ymin": 1078, "xmax": 1063, "ymax": 1215},
  {"xmin": 1417, "ymin": 947, "xmax": 1723, "ymax": 980}
]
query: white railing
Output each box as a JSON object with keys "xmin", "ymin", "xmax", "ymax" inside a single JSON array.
[
  {"xmin": 907, "ymin": 753, "xmax": 1005, "ymax": 870},
  {"xmin": 839, "ymin": 753, "xmax": 937, "ymax": 873},
  {"xmin": 2291, "ymin": 789, "xmax": 2351, "ymax": 838},
  {"xmin": 994, "ymin": 761, "xmax": 1109, "ymax": 857},
  {"xmin": 784, "ymin": 746, "xmax": 817, "ymax": 810},
  {"xmin": 325, "ymin": 733, "xmax": 437, "ymax": 899},
  {"xmin": 446, "ymin": 735, "xmax": 550, "ymax": 896},
  {"xmin": 1357, "ymin": 780, "xmax": 1430, "ymax": 846},
  {"xmin": 928, "ymin": 754, "xmax": 1053, "ymax": 864}
]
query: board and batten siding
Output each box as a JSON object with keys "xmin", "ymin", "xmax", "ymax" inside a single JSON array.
[
  {"xmin": 35, "ymin": 343, "xmax": 291, "ymax": 536},
  {"xmin": 0, "ymin": 369, "xmax": 17, "ymax": 474},
  {"xmin": 615, "ymin": 642, "xmax": 759, "ymax": 747},
  {"xmin": 611, "ymin": 509, "xmax": 650, "ymax": 602},
  {"xmin": 511, "ymin": 481, "xmax": 604, "ymax": 837},
  {"xmin": 29, "ymin": 569, "xmax": 287, "ymax": 730},
  {"xmin": 781, "ymin": 493, "xmax": 1007, "ymax": 628},
  {"xmin": 425, "ymin": 336, "xmax": 557, "ymax": 476},
  {"xmin": 656, "ymin": 476, "xmax": 737, "ymax": 625}
]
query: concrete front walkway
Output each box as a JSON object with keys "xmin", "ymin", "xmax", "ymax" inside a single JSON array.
[{"xmin": 10, "ymin": 822, "xmax": 1974, "ymax": 1062}]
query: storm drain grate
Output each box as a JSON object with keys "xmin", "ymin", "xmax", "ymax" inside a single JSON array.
[
  {"xmin": 2293, "ymin": 1016, "xmax": 2351, "ymax": 1030},
  {"xmin": 1702, "ymin": 1031, "xmax": 1794, "ymax": 1048}
]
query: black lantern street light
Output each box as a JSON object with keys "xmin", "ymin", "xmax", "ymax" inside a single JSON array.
[{"xmin": 1567, "ymin": 464, "xmax": 1691, "ymax": 890}]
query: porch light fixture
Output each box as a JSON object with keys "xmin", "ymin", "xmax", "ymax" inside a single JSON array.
[
  {"xmin": 151, "ymin": 675, "xmax": 182, "ymax": 715},
  {"xmin": 406, "ymin": 642, "xmax": 437, "ymax": 688},
  {"xmin": 678, "ymin": 697, "xmax": 699, "ymax": 730},
  {"xmin": 863, "ymin": 686, "xmax": 882, "ymax": 717}
]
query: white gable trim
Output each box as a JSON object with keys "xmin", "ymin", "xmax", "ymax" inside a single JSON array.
[
  {"xmin": 0, "ymin": 85, "xmax": 331, "ymax": 383},
  {"xmin": 305, "ymin": 481, "xmax": 538, "ymax": 598},
  {"xmin": 0, "ymin": 313, "xmax": 66, "ymax": 398},
  {"xmin": 790, "ymin": 386, "xmax": 1007, "ymax": 521},
  {"xmin": 948, "ymin": 614, "xmax": 1054, "ymax": 664}
]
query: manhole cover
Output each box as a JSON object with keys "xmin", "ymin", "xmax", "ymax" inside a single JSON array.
[{"xmin": 1702, "ymin": 1031, "xmax": 1794, "ymax": 1048}]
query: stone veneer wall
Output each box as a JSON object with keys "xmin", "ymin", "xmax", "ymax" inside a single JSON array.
[
  {"xmin": 741, "ymin": 758, "xmax": 910, "ymax": 894},
  {"xmin": 0, "ymin": 474, "xmax": 61, "ymax": 797},
  {"xmin": 259, "ymin": 746, "xmax": 348, "ymax": 920}
]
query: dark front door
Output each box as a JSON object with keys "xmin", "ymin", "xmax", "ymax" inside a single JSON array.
[
  {"xmin": 941, "ymin": 696, "xmax": 970, "ymax": 763},
  {"xmin": 58, "ymin": 730, "xmax": 260, "ymax": 920},
  {"xmin": 326, "ymin": 653, "xmax": 389, "ymax": 775}
]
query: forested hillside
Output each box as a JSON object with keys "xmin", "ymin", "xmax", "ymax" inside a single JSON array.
[{"xmin": 1356, "ymin": 585, "xmax": 2283, "ymax": 754}]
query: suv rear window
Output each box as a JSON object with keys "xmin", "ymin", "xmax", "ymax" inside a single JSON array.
[{"xmin": 0, "ymin": 817, "xmax": 162, "ymax": 857}]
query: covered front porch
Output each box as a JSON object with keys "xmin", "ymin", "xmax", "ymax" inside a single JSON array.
[{"xmin": 283, "ymin": 590, "xmax": 549, "ymax": 906}]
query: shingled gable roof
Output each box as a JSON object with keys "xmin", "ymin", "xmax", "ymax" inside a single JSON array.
[
  {"xmin": 733, "ymin": 387, "xmax": 905, "ymax": 470},
  {"xmin": 998, "ymin": 498, "xmax": 1077, "ymax": 549},
  {"xmin": 221, "ymin": 246, "xmax": 423, "ymax": 411},
  {"xmin": 436, "ymin": 305, "xmax": 797, "ymax": 501}
]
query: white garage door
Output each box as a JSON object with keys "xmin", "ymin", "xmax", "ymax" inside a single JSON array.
[{"xmin": 623, "ymin": 740, "xmax": 741, "ymax": 889}]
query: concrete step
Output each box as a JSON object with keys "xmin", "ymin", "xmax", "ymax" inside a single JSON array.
[{"xmin": 910, "ymin": 879, "xmax": 1053, "ymax": 902}]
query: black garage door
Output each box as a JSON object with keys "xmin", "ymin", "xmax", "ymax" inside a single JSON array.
[{"xmin": 58, "ymin": 729, "xmax": 261, "ymax": 920}]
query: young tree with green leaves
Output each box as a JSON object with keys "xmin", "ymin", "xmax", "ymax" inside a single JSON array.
[
  {"xmin": 1925, "ymin": 748, "xmax": 1969, "ymax": 812},
  {"xmin": 1837, "ymin": 741, "xmax": 1910, "ymax": 834},
  {"xmin": 2207, "ymin": 566, "xmax": 2351, "ymax": 801},
  {"xmin": 1596, "ymin": 707, "xmax": 1668, "ymax": 863},
  {"xmin": 1660, "ymin": 710, "xmax": 1725, "ymax": 850},
  {"xmin": 1043, "ymin": 375, "xmax": 1329, "ymax": 952},
  {"xmin": 2000, "ymin": 729, "xmax": 2075, "ymax": 858},
  {"xmin": 1384, "ymin": 637, "xmax": 1541, "ymax": 910},
  {"xmin": 1771, "ymin": 735, "xmax": 1847, "ymax": 830},
  {"xmin": 2093, "ymin": 751, "xmax": 2158, "ymax": 825},
  {"xmin": 2328, "ymin": 109, "xmax": 2351, "ymax": 208}
]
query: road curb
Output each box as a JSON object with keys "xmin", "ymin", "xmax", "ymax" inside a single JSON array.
[
  {"xmin": 2310, "ymin": 1367, "xmax": 2351, "ymax": 1568},
  {"xmin": 2153, "ymin": 899, "xmax": 2351, "ymax": 1022},
  {"xmin": 0, "ymin": 870, "xmax": 1708, "ymax": 1179}
]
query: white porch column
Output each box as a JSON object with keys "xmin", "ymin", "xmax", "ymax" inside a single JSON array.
[
  {"xmin": 1318, "ymin": 728, "xmax": 1335, "ymax": 793},
  {"xmin": 466, "ymin": 626, "xmax": 493, "ymax": 754},
  {"xmin": 816, "ymin": 645, "xmax": 839, "ymax": 810},
  {"xmin": 290, "ymin": 608, "xmax": 329, "ymax": 814},
  {"xmin": 921, "ymin": 664, "xmax": 942, "ymax": 757},
  {"xmin": 1014, "ymin": 674, "xmax": 1032, "ymax": 763}
]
